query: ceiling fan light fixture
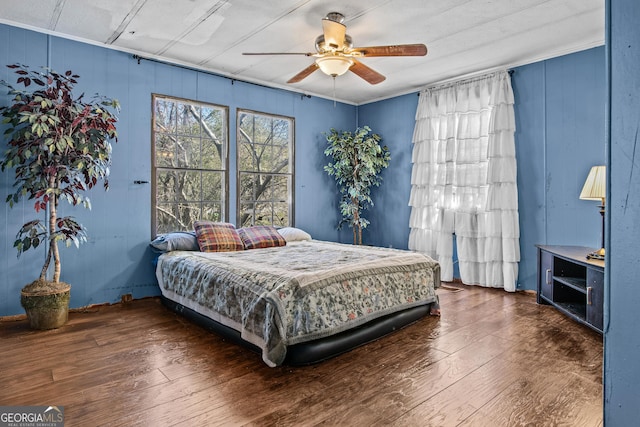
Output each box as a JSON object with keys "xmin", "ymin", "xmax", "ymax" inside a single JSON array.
[
  {"xmin": 315, "ymin": 56, "xmax": 353, "ymax": 77},
  {"xmin": 315, "ymin": 34, "xmax": 353, "ymax": 53},
  {"xmin": 244, "ymin": 11, "xmax": 426, "ymax": 85}
]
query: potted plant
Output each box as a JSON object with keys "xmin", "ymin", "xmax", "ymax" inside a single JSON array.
[
  {"xmin": 324, "ymin": 126, "xmax": 390, "ymax": 245},
  {"xmin": 0, "ymin": 64, "xmax": 119, "ymax": 329}
]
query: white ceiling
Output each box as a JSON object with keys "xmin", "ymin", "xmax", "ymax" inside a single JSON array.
[{"xmin": 0, "ymin": 0, "xmax": 604, "ymax": 105}]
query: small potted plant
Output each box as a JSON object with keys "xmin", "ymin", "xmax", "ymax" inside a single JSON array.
[
  {"xmin": 0, "ymin": 64, "xmax": 119, "ymax": 329},
  {"xmin": 324, "ymin": 126, "xmax": 390, "ymax": 245}
]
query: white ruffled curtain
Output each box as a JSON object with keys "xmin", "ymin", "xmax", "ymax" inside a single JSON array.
[{"xmin": 408, "ymin": 71, "xmax": 520, "ymax": 291}]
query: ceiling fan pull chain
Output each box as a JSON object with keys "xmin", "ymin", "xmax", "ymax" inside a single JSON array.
[{"xmin": 333, "ymin": 76, "xmax": 337, "ymax": 107}]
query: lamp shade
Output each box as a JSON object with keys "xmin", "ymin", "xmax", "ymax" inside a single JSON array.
[
  {"xmin": 315, "ymin": 56, "xmax": 353, "ymax": 77},
  {"xmin": 579, "ymin": 165, "xmax": 606, "ymax": 201}
]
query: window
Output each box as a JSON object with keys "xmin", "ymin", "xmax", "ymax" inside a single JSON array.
[
  {"xmin": 237, "ymin": 110, "xmax": 294, "ymax": 227},
  {"xmin": 152, "ymin": 95, "xmax": 228, "ymax": 235}
]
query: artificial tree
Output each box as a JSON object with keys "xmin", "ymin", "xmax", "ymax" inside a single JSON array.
[
  {"xmin": 324, "ymin": 126, "xmax": 390, "ymax": 245},
  {"xmin": 0, "ymin": 64, "xmax": 119, "ymax": 329}
]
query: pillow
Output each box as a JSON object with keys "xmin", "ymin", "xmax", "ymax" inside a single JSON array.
[
  {"xmin": 150, "ymin": 231, "xmax": 199, "ymax": 252},
  {"xmin": 276, "ymin": 227, "xmax": 312, "ymax": 242},
  {"xmin": 237, "ymin": 225, "xmax": 287, "ymax": 250},
  {"xmin": 194, "ymin": 221, "xmax": 244, "ymax": 252}
]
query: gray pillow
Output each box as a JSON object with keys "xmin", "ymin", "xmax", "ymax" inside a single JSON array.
[{"xmin": 150, "ymin": 231, "xmax": 199, "ymax": 252}]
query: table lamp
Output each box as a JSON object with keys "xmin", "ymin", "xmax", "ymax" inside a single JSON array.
[{"xmin": 579, "ymin": 165, "xmax": 606, "ymax": 260}]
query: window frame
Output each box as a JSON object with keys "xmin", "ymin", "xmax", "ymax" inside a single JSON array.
[
  {"xmin": 235, "ymin": 108, "xmax": 295, "ymax": 228},
  {"xmin": 151, "ymin": 94, "xmax": 230, "ymax": 237}
]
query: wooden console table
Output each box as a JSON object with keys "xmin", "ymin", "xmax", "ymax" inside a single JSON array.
[{"xmin": 537, "ymin": 245, "xmax": 604, "ymax": 333}]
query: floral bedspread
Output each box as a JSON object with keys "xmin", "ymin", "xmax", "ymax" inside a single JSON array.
[{"xmin": 156, "ymin": 240, "xmax": 440, "ymax": 366}]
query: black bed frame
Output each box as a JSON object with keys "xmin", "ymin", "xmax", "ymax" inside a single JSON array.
[{"xmin": 161, "ymin": 296, "xmax": 434, "ymax": 366}]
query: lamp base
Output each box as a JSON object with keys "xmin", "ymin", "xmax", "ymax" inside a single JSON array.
[{"xmin": 586, "ymin": 247, "xmax": 605, "ymax": 260}]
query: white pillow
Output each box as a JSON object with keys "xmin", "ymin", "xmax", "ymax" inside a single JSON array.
[{"xmin": 276, "ymin": 227, "xmax": 312, "ymax": 242}]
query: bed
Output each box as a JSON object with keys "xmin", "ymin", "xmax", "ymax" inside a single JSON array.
[{"xmin": 154, "ymin": 225, "xmax": 440, "ymax": 367}]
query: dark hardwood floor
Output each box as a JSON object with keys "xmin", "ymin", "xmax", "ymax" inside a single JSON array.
[{"xmin": 0, "ymin": 283, "xmax": 603, "ymax": 426}]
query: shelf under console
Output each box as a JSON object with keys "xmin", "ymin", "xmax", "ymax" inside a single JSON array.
[{"xmin": 537, "ymin": 245, "xmax": 604, "ymax": 333}]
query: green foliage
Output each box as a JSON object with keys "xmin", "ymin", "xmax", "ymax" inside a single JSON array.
[
  {"xmin": 0, "ymin": 63, "xmax": 119, "ymax": 282},
  {"xmin": 324, "ymin": 126, "xmax": 390, "ymax": 245}
]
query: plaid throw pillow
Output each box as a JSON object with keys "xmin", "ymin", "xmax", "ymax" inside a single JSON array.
[
  {"xmin": 194, "ymin": 221, "xmax": 244, "ymax": 252},
  {"xmin": 237, "ymin": 225, "xmax": 287, "ymax": 250}
]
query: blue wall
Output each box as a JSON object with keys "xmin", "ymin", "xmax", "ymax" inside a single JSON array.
[
  {"xmin": 0, "ymin": 22, "xmax": 607, "ymax": 315},
  {"xmin": 356, "ymin": 92, "xmax": 419, "ymax": 250},
  {"xmin": 605, "ymin": 0, "xmax": 640, "ymax": 423},
  {"xmin": 513, "ymin": 47, "xmax": 606, "ymax": 291},
  {"xmin": 359, "ymin": 46, "xmax": 606, "ymax": 291},
  {"xmin": 0, "ymin": 24, "xmax": 354, "ymax": 316}
]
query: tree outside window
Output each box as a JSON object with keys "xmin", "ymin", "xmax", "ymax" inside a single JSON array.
[
  {"xmin": 152, "ymin": 95, "xmax": 228, "ymax": 235},
  {"xmin": 237, "ymin": 110, "xmax": 294, "ymax": 227}
]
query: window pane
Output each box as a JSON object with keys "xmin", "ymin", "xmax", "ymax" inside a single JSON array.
[
  {"xmin": 202, "ymin": 138, "xmax": 223, "ymax": 169},
  {"xmin": 156, "ymin": 202, "xmax": 179, "ymax": 234},
  {"xmin": 239, "ymin": 173, "xmax": 256, "ymax": 200},
  {"xmin": 238, "ymin": 143, "xmax": 256, "ymax": 171},
  {"xmin": 156, "ymin": 170, "xmax": 176, "ymax": 202},
  {"xmin": 253, "ymin": 201, "xmax": 273, "ymax": 225},
  {"xmin": 272, "ymin": 119, "xmax": 289, "ymax": 146},
  {"xmin": 254, "ymin": 116, "xmax": 271, "ymax": 141},
  {"xmin": 261, "ymin": 146, "xmax": 277, "ymax": 171},
  {"xmin": 177, "ymin": 103, "xmax": 200, "ymax": 136},
  {"xmin": 239, "ymin": 202, "xmax": 255, "ymax": 227},
  {"xmin": 238, "ymin": 113, "xmax": 253, "ymax": 142},
  {"xmin": 156, "ymin": 203, "xmax": 201, "ymax": 232},
  {"xmin": 176, "ymin": 137, "xmax": 200, "ymax": 169},
  {"xmin": 155, "ymin": 133, "xmax": 175, "ymax": 167},
  {"xmin": 202, "ymin": 203, "xmax": 222, "ymax": 222},
  {"xmin": 249, "ymin": 174, "xmax": 285, "ymax": 203},
  {"xmin": 153, "ymin": 95, "xmax": 228, "ymax": 236},
  {"xmin": 177, "ymin": 203, "xmax": 201, "ymax": 229},
  {"xmin": 237, "ymin": 110, "xmax": 293, "ymax": 227},
  {"xmin": 202, "ymin": 172, "xmax": 222, "ymax": 201},
  {"xmin": 271, "ymin": 175, "xmax": 289, "ymax": 202},
  {"xmin": 273, "ymin": 203, "xmax": 289, "ymax": 226},
  {"xmin": 154, "ymin": 99, "xmax": 176, "ymax": 133},
  {"xmin": 178, "ymin": 170, "xmax": 202, "ymax": 202},
  {"xmin": 256, "ymin": 175, "xmax": 272, "ymax": 202},
  {"xmin": 201, "ymin": 106, "xmax": 224, "ymax": 136}
]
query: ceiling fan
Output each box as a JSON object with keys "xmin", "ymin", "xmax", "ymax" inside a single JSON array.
[{"xmin": 243, "ymin": 12, "xmax": 427, "ymax": 85}]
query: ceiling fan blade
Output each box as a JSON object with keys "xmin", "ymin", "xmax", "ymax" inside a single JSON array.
[
  {"xmin": 287, "ymin": 63, "xmax": 319, "ymax": 83},
  {"xmin": 243, "ymin": 52, "xmax": 314, "ymax": 56},
  {"xmin": 350, "ymin": 44, "xmax": 427, "ymax": 57},
  {"xmin": 322, "ymin": 18, "xmax": 347, "ymax": 49},
  {"xmin": 349, "ymin": 59, "xmax": 385, "ymax": 85}
]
